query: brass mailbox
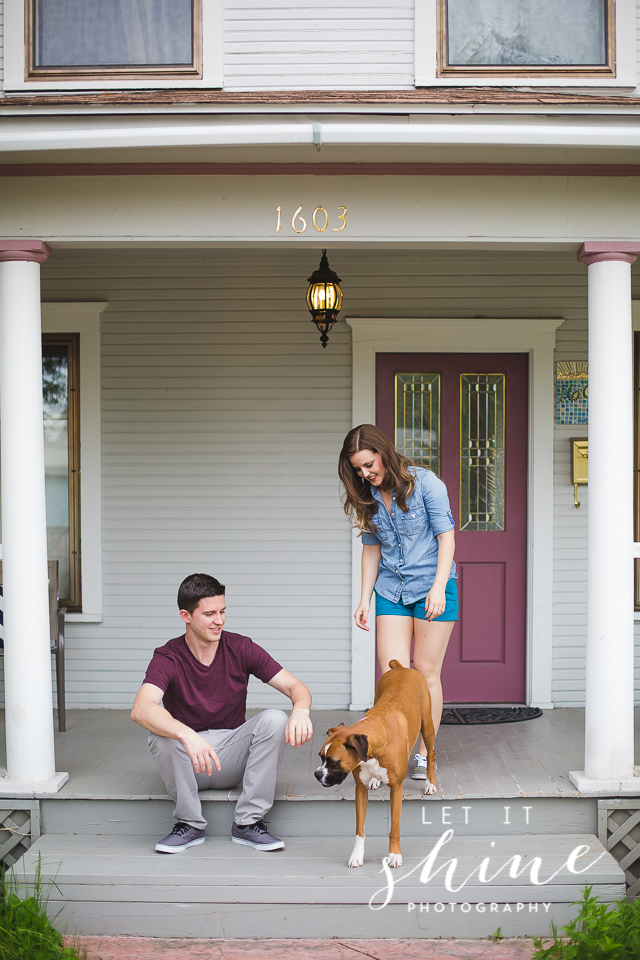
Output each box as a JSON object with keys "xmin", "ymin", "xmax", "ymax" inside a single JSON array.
[{"xmin": 571, "ymin": 438, "xmax": 588, "ymax": 508}]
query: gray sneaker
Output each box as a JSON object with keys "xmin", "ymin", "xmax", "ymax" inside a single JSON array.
[
  {"xmin": 155, "ymin": 821, "xmax": 205, "ymax": 854},
  {"xmin": 410, "ymin": 753, "xmax": 437, "ymax": 779},
  {"xmin": 411, "ymin": 753, "xmax": 428, "ymax": 780},
  {"xmin": 231, "ymin": 819, "xmax": 285, "ymax": 851}
]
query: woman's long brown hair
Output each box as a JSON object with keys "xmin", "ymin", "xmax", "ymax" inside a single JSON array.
[{"xmin": 338, "ymin": 424, "xmax": 416, "ymax": 532}]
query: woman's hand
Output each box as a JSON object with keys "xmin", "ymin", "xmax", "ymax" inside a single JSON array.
[
  {"xmin": 355, "ymin": 601, "xmax": 371, "ymax": 631},
  {"xmin": 424, "ymin": 585, "xmax": 447, "ymax": 622}
]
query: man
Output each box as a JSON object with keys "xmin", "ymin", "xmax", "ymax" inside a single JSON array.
[{"xmin": 131, "ymin": 573, "xmax": 313, "ymax": 854}]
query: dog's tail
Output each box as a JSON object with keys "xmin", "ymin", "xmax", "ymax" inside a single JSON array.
[{"xmin": 388, "ymin": 659, "xmax": 404, "ymax": 670}]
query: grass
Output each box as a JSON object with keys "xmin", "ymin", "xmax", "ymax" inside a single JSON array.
[
  {"xmin": 0, "ymin": 858, "xmax": 86, "ymax": 960},
  {"xmin": 532, "ymin": 886, "xmax": 640, "ymax": 960}
]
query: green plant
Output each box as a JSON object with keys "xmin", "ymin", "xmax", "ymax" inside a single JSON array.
[
  {"xmin": 490, "ymin": 926, "xmax": 504, "ymax": 941},
  {"xmin": 532, "ymin": 886, "xmax": 640, "ymax": 960},
  {"xmin": 0, "ymin": 859, "xmax": 85, "ymax": 960}
]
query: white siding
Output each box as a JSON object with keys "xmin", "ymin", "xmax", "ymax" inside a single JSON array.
[
  {"xmin": 552, "ymin": 316, "xmax": 589, "ymax": 706},
  {"xmin": 0, "ymin": 246, "xmax": 629, "ymax": 711},
  {"xmin": 41, "ymin": 249, "xmax": 354, "ymax": 709},
  {"xmin": 552, "ymin": 302, "xmax": 640, "ymax": 706},
  {"xmin": 2, "ymin": 0, "xmax": 639, "ymax": 95},
  {"xmin": 223, "ymin": 0, "xmax": 415, "ymax": 91},
  {"xmin": 637, "ymin": 0, "xmax": 640, "ymax": 94},
  {"xmin": 0, "ymin": 0, "xmax": 4, "ymax": 96}
]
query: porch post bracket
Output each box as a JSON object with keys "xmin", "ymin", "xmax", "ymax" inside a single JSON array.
[
  {"xmin": 0, "ymin": 238, "xmax": 68, "ymax": 794},
  {"xmin": 570, "ymin": 241, "xmax": 639, "ymax": 796}
]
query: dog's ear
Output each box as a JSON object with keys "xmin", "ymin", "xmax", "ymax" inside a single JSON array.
[
  {"xmin": 346, "ymin": 733, "xmax": 369, "ymax": 763},
  {"xmin": 326, "ymin": 723, "xmax": 346, "ymax": 736}
]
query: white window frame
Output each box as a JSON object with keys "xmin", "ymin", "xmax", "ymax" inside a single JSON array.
[
  {"xmin": 42, "ymin": 302, "xmax": 106, "ymax": 623},
  {"xmin": 415, "ymin": 0, "xmax": 638, "ymax": 88},
  {"xmin": 3, "ymin": 0, "xmax": 223, "ymax": 93}
]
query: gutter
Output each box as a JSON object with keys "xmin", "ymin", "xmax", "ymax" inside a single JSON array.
[{"xmin": 3, "ymin": 116, "xmax": 640, "ymax": 153}]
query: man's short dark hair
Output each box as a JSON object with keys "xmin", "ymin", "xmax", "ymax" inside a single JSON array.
[{"xmin": 177, "ymin": 573, "xmax": 226, "ymax": 614}]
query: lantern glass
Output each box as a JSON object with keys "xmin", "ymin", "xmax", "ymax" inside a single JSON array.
[{"xmin": 307, "ymin": 282, "xmax": 343, "ymax": 315}]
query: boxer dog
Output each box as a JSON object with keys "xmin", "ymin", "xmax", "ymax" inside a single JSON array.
[{"xmin": 314, "ymin": 660, "xmax": 437, "ymax": 868}]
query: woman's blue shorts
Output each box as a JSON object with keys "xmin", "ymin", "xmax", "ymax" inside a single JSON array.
[{"xmin": 374, "ymin": 578, "xmax": 458, "ymax": 622}]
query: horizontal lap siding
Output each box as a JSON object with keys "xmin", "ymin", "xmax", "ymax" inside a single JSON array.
[
  {"xmin": 224, "ymin": 0, "xmax": 415, "ymax": 91},
  {"xmin": 553, "ymin": 291, "xmax": 640, "ymax": 707},
  {"xmin": 15, "ymin": 247, "xmax": 638, "ymax": 711},
  {"xmin": 3, "ymin": 2, "xmax": 640, "ymax": 95},
  {"xmin": 41, "ymin": 250, "xmax": 354, "ymax": 710},
  {"xmin": 638, "ymin": 0, "xmax": 640, "ymax": 95}
]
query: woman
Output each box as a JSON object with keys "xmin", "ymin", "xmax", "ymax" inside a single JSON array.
[{"xmin": 338, "ymin": 424, "xmax": 457, "ymax": 780}]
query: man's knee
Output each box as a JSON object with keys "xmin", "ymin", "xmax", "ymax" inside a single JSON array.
[
  {"xmin": 149, "ymin": 733, "xmax": 188, "ymax": 764},
  {"xmin": 255, "ymin": 708, "xmax": 288, "ymax": 735}
]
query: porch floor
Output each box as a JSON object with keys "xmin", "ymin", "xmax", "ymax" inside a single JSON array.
[{"xmin": 3, "ymin": 707, "xmax": 639, "ymax": 800}]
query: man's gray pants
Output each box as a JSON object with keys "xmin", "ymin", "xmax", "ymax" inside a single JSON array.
[{"xmin": 149, "ymin": 709, "xmax": 288, "ymax": 830}]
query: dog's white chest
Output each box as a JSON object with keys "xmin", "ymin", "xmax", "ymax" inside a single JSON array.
[{"xmin": 358, "ymin": 758, "xmax": 389, "ymax": 790}]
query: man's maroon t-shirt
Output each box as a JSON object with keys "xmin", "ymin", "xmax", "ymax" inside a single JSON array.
[{"xmin": 143, "ymin": 631, "xmax": 283, "ymax": 731}]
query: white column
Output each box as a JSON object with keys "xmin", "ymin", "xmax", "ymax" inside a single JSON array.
[
  {"xmin": 571, "ymin": 242, "xmax": 640, "ymax": 795},
  {"xmin": 0, "ymin": 240, "xmax": 68, "ymax": 793}
]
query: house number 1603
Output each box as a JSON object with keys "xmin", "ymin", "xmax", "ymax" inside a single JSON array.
[{"xmin": 275, "ymin": 205, "xmax": 348, "ymax": 234}]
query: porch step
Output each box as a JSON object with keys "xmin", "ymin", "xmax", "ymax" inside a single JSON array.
[
  {"xmin": 14, "ymin": 832, "xmax": 624, "ymax": 939},
  {"xmin": 40, "ymin": 794, "xmax": 599, "ymax": 839}
]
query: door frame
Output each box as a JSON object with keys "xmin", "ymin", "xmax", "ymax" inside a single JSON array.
[{"xmin": 345, "ymin": 317, "xmax": 564, "ymax": 712}]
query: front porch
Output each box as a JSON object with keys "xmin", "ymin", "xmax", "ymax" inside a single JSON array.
[
  {"xmin": 3, "ymin": 708, "xmax": 636, "ymax": 938},
  {"xmin": 2, "ymin": 707, "xmax": 608, "ymax": 803}
]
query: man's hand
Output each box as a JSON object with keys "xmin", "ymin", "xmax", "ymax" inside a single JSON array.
[
  {"xmin": 132, "ymin": 683, "xmax": 221, "ymax": 775},
  {"xmin": 181, "ymin": 730, "xmax": 222, "ymax": 776},
  {"xmin": 285, "ymin": 708, "xmax": 313, "ymax": 748},
  {"xmin": 268, "ymin": 668, "xmax": 313, "ymax": 746}
]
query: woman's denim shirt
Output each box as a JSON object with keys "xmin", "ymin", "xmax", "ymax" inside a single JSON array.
[{"xmin": 361, "ymin": 467, "xmax": 456, "ymax": 604}]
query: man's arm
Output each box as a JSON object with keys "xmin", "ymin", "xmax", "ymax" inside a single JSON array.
[
  {"xmin": 267, "ymin": 669, "xmax": 313, "ymax": 747},
  {"xmin": 131, "ymin": 682, "xmax": 222, "ymax": 776}
]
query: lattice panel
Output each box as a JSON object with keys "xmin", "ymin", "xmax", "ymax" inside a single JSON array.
[
  {"xmin": 598, "ymin": 800, "xmax": 640, "ymax": 898},
  {"xmin": 0, "ymin": 801, "xmax": 40, "ymax": 868}
]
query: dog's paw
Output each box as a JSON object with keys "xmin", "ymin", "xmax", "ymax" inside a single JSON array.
[
  {"xmin": 424, "ymin": 780, "xmax": 438, "ymax": 796},
  {"xmin": 368, "ymin": 777, "xmax": 381, "ymax": 790},
  {"xmin": 387, "ymin": 852, "xmax": 403, "ymax": 868},
  {"xmin": 348, "ymin": 836, "xmax": 365, "ymax": 868}
]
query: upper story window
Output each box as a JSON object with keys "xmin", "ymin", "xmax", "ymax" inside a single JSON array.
[
  {"xmin": 4, "ymin": 0, "xmax": 220, "ymax": 91},
  {"xmin": 415, "ymin": 0, "xmax": 635, "ymax": 87},
  {"xmin": 28, "ymin": 0, "xmax": 202, "ymax": 79},
  {"xmin": 438, "ymin": 0, "xmax": 614, "ymax": 78}
]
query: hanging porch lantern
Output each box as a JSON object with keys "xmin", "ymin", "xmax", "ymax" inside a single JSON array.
[{"xmin": 306, "ymin": 249, "xmax": 343, "ymax": 348}]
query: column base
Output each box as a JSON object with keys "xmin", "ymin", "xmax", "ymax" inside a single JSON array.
[
  {"xmin": 0, "ymin": 770, "xmax": 69, "ymax": 797},
  {"xmin": 569, "ymin": 769, "xmax": 640, "ymax": 796}
]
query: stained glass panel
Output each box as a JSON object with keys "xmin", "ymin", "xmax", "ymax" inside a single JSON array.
[
  {"xmin": 460, "ymin": 373, "xmax": 505, "ymax": 531},
  {"xmin": 395, "ymin": 373, "xmax": 440, "ymax": 474}
]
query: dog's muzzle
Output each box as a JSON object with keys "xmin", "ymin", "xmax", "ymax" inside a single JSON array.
[{"xmin": 314, "ymin": 763, "xmax": 349, "ymax": 787}]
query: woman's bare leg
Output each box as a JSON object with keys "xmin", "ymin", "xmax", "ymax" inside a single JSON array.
[
  {"xmin": 412, "ymin": 618, "xmax": 455, "ymax": 746},
  {"xmin": 375, "ymin": 615, "xmax": 414, "ymax": 673}
]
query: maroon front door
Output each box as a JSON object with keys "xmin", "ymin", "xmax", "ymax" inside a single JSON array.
[{"xmin": 376, "ymin": 353, "xmax": 528, "ymax": 703}]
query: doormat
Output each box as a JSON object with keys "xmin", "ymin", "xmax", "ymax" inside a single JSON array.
[{"xmin": 441, "ymin": 706, "xmax": 543, "ymax": 725}]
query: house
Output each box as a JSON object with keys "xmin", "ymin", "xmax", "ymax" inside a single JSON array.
[{"xmin": 0, "ymin": 0, "xmax": 639, "ymax": 937}]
